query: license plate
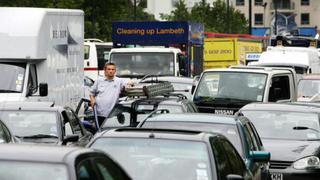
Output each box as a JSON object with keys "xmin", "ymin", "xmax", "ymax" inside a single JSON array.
[{"xmin": 270, "ymin": 173, "xmax": 283, "ymax": 180}]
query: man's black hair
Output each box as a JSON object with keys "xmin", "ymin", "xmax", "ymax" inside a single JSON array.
[{"xmin": 105, "ymin": 62, "xmax": 116, "ymax": 67}]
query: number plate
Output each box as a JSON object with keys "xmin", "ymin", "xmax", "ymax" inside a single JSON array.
[{"xmin": 270, "ymin": 173, "xmax": 283, "ymax": 180}]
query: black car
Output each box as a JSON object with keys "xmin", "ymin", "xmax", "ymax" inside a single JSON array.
[
  {"xmin": 138, "ymin": 113, "xmax": 270, "ymax": 180},
  {"xmin": 88, "ymin": 128, "xmax": 253, "ymax": 180},
  {"xmin": 0, "ymin": 101, "xmax": 92, "ymax": 146},
  {"xmin": 240, "ymin": 103, "xmax": 320, "ymax": 180},
  {"xmin": 0, "ymin": 144, "xmax": 131, "ymax": 180}
]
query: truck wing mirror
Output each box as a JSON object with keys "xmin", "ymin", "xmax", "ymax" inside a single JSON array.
[{"xmin": 39, "ymin": 83, "xmax": 48, "ymax": 96}]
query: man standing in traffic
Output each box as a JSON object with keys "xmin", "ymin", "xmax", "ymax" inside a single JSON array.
[{"xmin": 90, "ymin": 62, "xmax": 127, "ymax": 127}]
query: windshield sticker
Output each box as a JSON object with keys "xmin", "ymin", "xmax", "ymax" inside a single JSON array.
[
  {"xmin": 227, "ymin": 129, "xmax": 236, "ymax": 135},
  {"xmin": 196, "ymin": 169, "xmax": 208, "ymax": 180},
  {"xmin": 307, "ymin": 133, "xmax": 317, "ymax": 139},
  {"xmin": 17, "ymin": 74, "xmax": 24, "ymax": 81},
  {"xmin": 257, "ymin": 95, "xmax": 262, "ymax": 101},
  {"xmin": 197, "ymin": 163, "xmax": 207, "ymax": 169},
  {"xmin": 16, "ymin": 85, "xmax": 22, "ymax": 91}
]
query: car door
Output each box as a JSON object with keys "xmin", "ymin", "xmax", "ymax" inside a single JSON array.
[
  {"xmin": 63, "ymin": 108, "xmax": 92, "ymax": 146},
  {"xmin": 210, "ymin": 136, "xmax": 251, "ymax": 180},
  {"xmin": 241, "ymin": 120, "xmax": 264, "ymax": 180}
]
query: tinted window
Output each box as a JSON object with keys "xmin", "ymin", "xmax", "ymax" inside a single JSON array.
[
  {"xmin": 0, "ymin": 124, "xmax": 8, "ymax": 143},
  {"xmin": 210, "ymin": 137, "xmax": 233, "ymax": 180},
  {"xmin": 94, "ymin": 157, "xmax": 130, "ymax": 180},
  {"xmin": 77, "ymin": 158, "xmax": 98, "ymax": 180},
  {"xmin": 269, "ymin": 76, "xmax": 290, "ymax": 101},
  {"xmin": 64, "ymin": 109, "xmax": 83, "ymax": 136},
  {"xmin": 221, "ymin": 139, "xmax": 246, "ymax": 176}
]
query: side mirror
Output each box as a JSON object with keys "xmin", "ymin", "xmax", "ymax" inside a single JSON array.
[
  {"xmin": 62, "ymin": 134, "xmax": 79, "ymax": 145},
  {"xmin": 226, "ymin": 174, "xmax": 244, "ymax": 180},
  {"xmin": 39, "ymin": 83, "xmax": 48, "ymax": 96},
  {"xmin": 249, "ymin": 151, "xmax": 270, "ymax": 163}
]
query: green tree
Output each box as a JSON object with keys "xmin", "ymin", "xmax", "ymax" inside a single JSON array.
[
  {"xmin": 160, "ymin": 0, "xmax": 190, "ymax": 21},
  {"xmin": 0, "ymin": 0, "xmax": 155, "ymax": 40}
]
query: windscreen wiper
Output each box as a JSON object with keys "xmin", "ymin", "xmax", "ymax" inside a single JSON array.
[
  {"xmin": 0, "ymin": 89, "xmax": 20, "ymax": 93},
  {"xmin": 16, "ymin": 134, "xmax": 58, "ymax": 139}
]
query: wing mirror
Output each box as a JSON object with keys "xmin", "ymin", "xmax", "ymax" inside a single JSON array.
[
  {"xmin": 39, "ymin": 83, "xmax": 48, "ymax": 96},
  {"xmin": 249, "ymin": 151, "xmax": 270, "ymax": 163}
]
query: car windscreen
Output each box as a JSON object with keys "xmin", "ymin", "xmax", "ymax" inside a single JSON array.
[
  {"xmin": 243, "ymin": 110, "xmax": 320, "ymax": 140},
  {"xmin": 0, "ymin": 62, "xmax": 26, "ymax": 93},
  {"xmin": 142, "ymin": 122, "xmax": 243, "ymax": 155},
  {"xmin": 194, "ymin": 72, "xmax": 267, "ymax": 103},
  {"xmin": 111, "ymin": 52, "xmax": 175, "ymax": 77},
  {"xmin": 0, "ymin": 161, "xmax": 68, "ymax": 180},
  {"xmin": 298, "ymin": 79, "xmax": 320, "ymax": 98},
  {"xmin": 0, "ymin": 111, "xmax": 58, "ymax": 139},
  {"xmin": 91, "ymin": 137, "xmax": 212, "ymax": 180}
]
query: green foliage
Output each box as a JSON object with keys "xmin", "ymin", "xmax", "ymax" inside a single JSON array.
[
  {"xmin": 0, "ymin": 0, "xmax": 155, "ymax": 41},
  {"xmin": 161, "ymin": 0, "xmax": 248, "ymax": 34}
]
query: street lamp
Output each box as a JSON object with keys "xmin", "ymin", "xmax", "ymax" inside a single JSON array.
[
  {"xmin": 274, "ymin": 2, "xmax": 278, "ymax": 35},
  {"xmin": 130, "ymin": 0, "xmax": 140, "ymax": 21}
]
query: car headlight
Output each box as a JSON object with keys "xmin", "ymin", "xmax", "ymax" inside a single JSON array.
[{"xmin": 293, "ymin": 156, "xmax": 320, "ymax": 170}]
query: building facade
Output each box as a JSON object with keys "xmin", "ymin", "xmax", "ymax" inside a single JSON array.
[{"xmin": 230, "ymin": 0, "xmax": 319, "ymax": 36}]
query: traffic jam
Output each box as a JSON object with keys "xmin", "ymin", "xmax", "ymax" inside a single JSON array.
[{"xmin": 0, "ymin": 7, "xmax": 320, "ymax": 180}]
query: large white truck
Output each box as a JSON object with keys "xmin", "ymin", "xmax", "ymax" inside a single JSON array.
[
  {"xmin": 109, "ymin": 47, "xmax": 186, "ymax": 79},
  {"xmin": 0, "ymin": 8, "xmax": 84, "ymax": 109},
  {"xmin": 84, "ymin": 39, "xmax": 113, "ymax": 80}
]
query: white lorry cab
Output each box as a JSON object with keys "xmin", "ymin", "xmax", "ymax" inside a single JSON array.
[
  {"xmin": 84, "ymin": 39, "xmax": 113, "ymax": 80},
  {"xmin": 109, "ymin": 47, "xmax": 185, "ymax": 79},
  {"xmin": 0, "ymin": 8, "xmax": 84, "ymax": 109}
]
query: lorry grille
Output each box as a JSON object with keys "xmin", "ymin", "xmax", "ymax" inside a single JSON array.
[{"xmin": 270, "ymin": 161, "xmax": 292, "ymax": 169}]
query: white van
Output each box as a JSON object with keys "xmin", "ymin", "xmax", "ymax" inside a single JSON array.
[
  {"xmin": 84, "ymin": 39, "xmax": 113, "ymax": 80},
  {"xmin": 0, "ymin": 8, "xmax": 84, "ymax": 109},
  {"xmin": 109, "ymin": 47, "xmax": 186, "ymax": 79},
  {"xmin": 254, "ymin": 46, "xmax": 320, "ymax": 76}
]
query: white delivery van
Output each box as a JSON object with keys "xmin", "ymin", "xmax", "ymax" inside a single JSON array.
[
  {"xmin": 84, "ymin": 39, "xmax": 113, "ymax": 80},
  {"xmin": 0, "ymin": 8, "xmax": 84, "ymax": 109},
  {"xmin": 253, "ymin": 46, "xmax": 320, "ymax": 76},
  {"xmin": 109, "ymin": 47, "xmax": 185, "ymax": 79}
]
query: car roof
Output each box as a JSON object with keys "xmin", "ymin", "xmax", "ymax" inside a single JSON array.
[
  {"xmin": 145, "ymin": 113, "xmax": 237, "ymax": 125},
  {"xmin": 241, "ymin": 102, "xmax": 320, "ymax": 113},
  {"xmin": 203, "ymin": 66, "xmax": 292, "ymax": 74},
  {"xmin": 110, "ymin": 47, "xmax": 181, "ymax": 53},
  {"xmin": 141, "ymin": 76, "xmax": 194, "ymax": 84},
  {"xmin": 0, "ymin": 144, "xmax": 97, "ymax": 163},
  {"xmin": 0, "ymin": 101, "xmax": 63, "ymax": 111},
  {"xmin": 98, "ymin": 128, "xmax": 220, "ymax": 141}
]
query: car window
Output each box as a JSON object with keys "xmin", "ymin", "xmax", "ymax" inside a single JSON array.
[
  {"xmin": 94, "ymin": 157, "xmax": 130, "ymax": 180},
  {"xmin": 210, "ymin": 137, "xmax": 233, "ymax": 180},
  {"xmin": 0, "ymin": 123, "xmax": 8, "ymax": 143},
  {"xmin": 0, "ymin": 122, "xmax": 11, "ymax": 142},
  {"xmin": 77, "ymin": 158, "xmax": 98, "ymax": 180},
  {"xmin": 221, "ymin": 138, "xmax": 246, "ymax": 176},
  {"xmin": 64, "ymin": 109, "xmax": 83, "ymax": 136},
  {"xmin": 246, "ymin": 121, "xmax": 263, "ymax": 150},
  {"xmin": 242, "ymin": 123, "xmax": 256, "ymax": 151},
  {"xmin": 269, "ymin": 75, "xmax": 290, "ymax": 102}
]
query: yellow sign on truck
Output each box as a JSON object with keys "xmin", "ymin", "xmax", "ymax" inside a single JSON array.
[{"xmin": 204, "ymin": 38, "xmax": 262, "ymax": 69}]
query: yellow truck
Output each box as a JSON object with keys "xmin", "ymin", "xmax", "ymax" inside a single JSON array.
[{"xmin": 203, "ymin": 37, "xmax": 263, "ymax": 69}]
